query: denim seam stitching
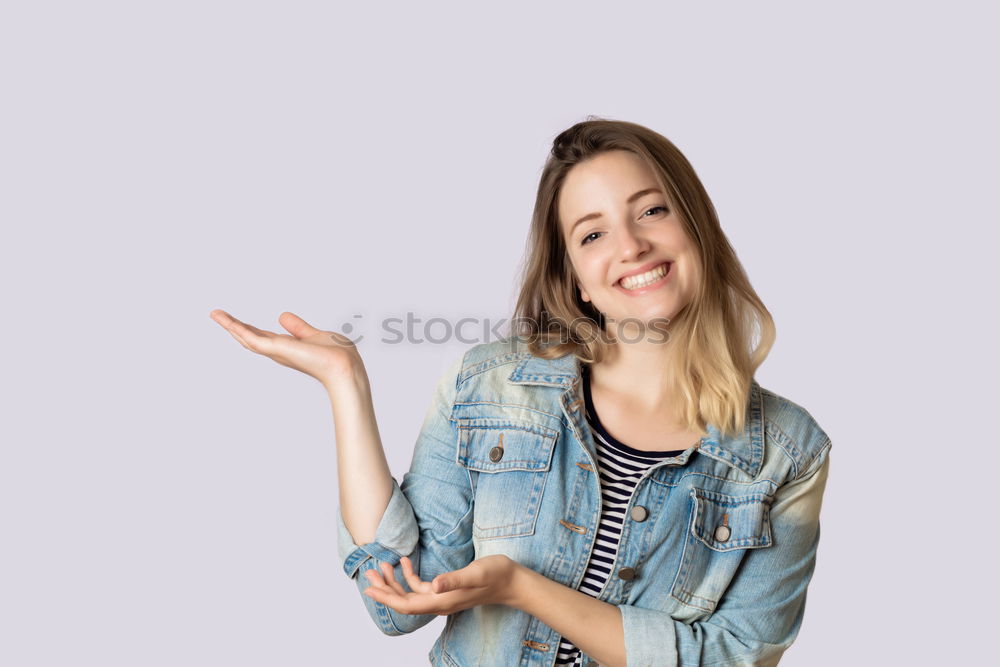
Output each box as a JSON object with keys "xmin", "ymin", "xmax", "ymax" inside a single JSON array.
[
  {"xmin": 472, "ymin": 468, "xmax": 548, "ymax": 541},
  {"xmin": 459, "ymin": 352, "xmax": 531, "ymax": 383},
  {"xmin": 452, "ymin": 399, "xmax": 563, "ymax": 423},
  {"xmin": 795, "ymin": 437, "xmax": 832, "ymax": 482},
  {"xmin": 765, "ymin": 418, "xmax": 803, "ymax": 478}
]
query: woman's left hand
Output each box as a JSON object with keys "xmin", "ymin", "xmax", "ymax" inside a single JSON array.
[{"xmin": 363, "ymin": 554, "xmax": 522, "ymax": 616}]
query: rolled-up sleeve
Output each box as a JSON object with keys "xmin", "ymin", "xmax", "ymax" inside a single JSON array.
[
  {"xmin": 620, "ymin": 440, "xmax": 832, "ymax": 667},
  {"xmin": 335, "ymin": 353, "xmax": 475, "ymax": 636}
]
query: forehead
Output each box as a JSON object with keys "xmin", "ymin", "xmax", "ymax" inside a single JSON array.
[{"xmin": 557, "ymin": 150, "xmax": 661, "ymax": 229}]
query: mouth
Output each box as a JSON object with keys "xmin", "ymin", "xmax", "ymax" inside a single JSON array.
[{"xmin": 617, "ymin": 262, "xmax": 671, "ymax": 291}]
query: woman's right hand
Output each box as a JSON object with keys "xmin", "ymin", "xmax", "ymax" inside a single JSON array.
[{"xmin": 209, "ymin": 309, "xmax": 364, "ymax": 390}]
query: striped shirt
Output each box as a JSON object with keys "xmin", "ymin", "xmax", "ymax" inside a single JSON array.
[{"xmin": 555, "ymin": 365, "xmax": 686, "ymax": 666}]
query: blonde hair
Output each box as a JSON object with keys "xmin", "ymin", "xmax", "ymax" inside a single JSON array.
[{"xmin": 511, "ymin": 117, "xmax": 775, "ymax": 438}]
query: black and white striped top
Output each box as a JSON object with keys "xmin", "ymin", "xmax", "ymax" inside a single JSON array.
[{"xmin": 555, "ymin": 364, "xmax": 687, "ymax": 666}]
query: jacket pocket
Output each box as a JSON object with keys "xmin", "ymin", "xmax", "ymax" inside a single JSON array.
[
  {"xmin": 456, "ymin": 422, "xmax": 557, "ymax": 541},
  {"xmin": 671, "ymin": 488, "xmax": 773, "ymax": 613}
]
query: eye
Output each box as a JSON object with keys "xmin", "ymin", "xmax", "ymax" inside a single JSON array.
[
  {"xmin": 643, "ymin": 205, "xmax": 669, "ymax": 218},
  {"xmin": 581, "ymin": 231, "xmax": 602, "ymax": 246}
]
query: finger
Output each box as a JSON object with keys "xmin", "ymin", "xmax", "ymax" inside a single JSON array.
[
  {"xmin": 363, "ymin": 586, "xmax": 407, "ymax": 612},
  {"xmin": 400, "ymin": 556, "xmax": 434, "ymax": 594},
  {"xmin": 432, "ymin": 575, "xmax": 452, "ymax": 594},
  {"xmin": 363, "ymin": 569, "xmax": 390, "ymax": 592},
  {"xmin": 278, "ymin": 311, "xmax": 324, "ymax": 339},
  {"xmin": 218, "ymin": 320, "xmax": 254, "ymax": 352},
  {"xmin": 363, "ymin": 584, "xmax": 393, "ymax": 605},
  {"xmin": 364, "ymin": 587, "xmax": 446, "ymax": 616},
  {"xmin": 222, "ymin": 318, "xmax": 282, "ymax": 355},
  {"xmin": 433, "ymin": 566, "xmax": 482, "ymax": 594},
  {"xmin": 209, "ymin": 309, "xmax": 229, "ymax": 326},
  {"xmin": 380, "ymin": 561, "xmax": 408, "ymax": 596},
  {"xmin": 405, "ymin": 588, "xmax": 480, "ymax": 616},
  {"xmin": 363, "ymin": 585, "xmax": 420, "ymax": 615},
  {"xmin": 237, "ymin": 320, "xmax": 277, "ymax": 339},
  {"xmin": 211, "ymin": 310, "xmax": 276, "ymax": 340}
]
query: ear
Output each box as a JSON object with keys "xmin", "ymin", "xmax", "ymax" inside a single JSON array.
[{"xmin": 578, "ymin": 283, "xmax": 591, "ymax": 303}]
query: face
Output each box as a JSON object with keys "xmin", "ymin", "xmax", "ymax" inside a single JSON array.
[{"xmin": 558, "ymin": 149, "xmax": 700, "ymax": 333}]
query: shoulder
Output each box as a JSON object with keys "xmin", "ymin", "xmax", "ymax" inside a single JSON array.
[
  {"xmin": 454, "ymin": 338, "xmax": 535, "ymax": 381},
  {"xmin": 428, "ymin": 339, "xmax": 535, "ymax": 400},
  {"xmin": 431, "ymin": 339, "xmax": 528, "ymax": 384},
  {"xmin": 438, "ymin": 337, "xmax": 551, "ymax": 390},
  {"xmin": 435, "ymin": 339, "xmax": 569, "ymax": 425},
  {"xmin": 757, "ymin": 383, "xmax": 833, "ymax": 480}
]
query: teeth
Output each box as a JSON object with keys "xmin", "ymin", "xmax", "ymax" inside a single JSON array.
[{"xmin": 620, "ymin": 263, "xmax": 669, "ymax": 290}]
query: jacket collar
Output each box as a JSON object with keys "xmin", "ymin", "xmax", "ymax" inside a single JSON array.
[
  {"xmin": 506, "ymin": 352, "xmax": 579, "ymax": 388},
  {"xmin": 508, "ymin": 352, "xmax": 764, "ymax": 478}
]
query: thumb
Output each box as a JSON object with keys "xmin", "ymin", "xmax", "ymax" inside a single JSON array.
[
  {"xmin": 432, "ymin": 574, "xmax": 454, "ymax": 594},
  {"xmin": 432, "ymin": 570, "xmax": 471, "ymax": 594},
  {"xmin": 433, "ymin": 565, "xmax": 483, "ymax": 593},
  {"xmin": 278, "ymin": 311, "xmax": 322, "ymax": 339}
]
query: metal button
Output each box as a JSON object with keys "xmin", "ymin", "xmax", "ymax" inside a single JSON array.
[
  {"xmin": 618, "ymin": 566, "xmax": 636, "ymax": 581},
  {"xmin": 489, "ymin": 446, "xmax": 504, "ymax": 462},
  {"xmin": 714, "ymin": 524, "xmax": 731, "ymax": 542},
  {"xmin": 630, "ymin": 505, "xmax": 649, "ymax": 522}
]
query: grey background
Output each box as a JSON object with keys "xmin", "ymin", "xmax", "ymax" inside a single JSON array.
[{"xmin": 2, "ymin": 1, "xmax": 995, "ymax": 665}]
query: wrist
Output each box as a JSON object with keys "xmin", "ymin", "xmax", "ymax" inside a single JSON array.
[
  {"xmin": 322, "ymin": 362, "xmax": 371, "ymax": 396},
  {"xmin": 505, "ymin": 561, "xmax": 536, "ymax": 610}
]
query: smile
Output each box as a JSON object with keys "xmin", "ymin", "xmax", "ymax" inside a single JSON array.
[{"xmin": 617, "ymin": 262, "xmax": 671, "ymax": 291}]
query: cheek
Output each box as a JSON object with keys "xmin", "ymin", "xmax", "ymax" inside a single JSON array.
[
  {"xmin": 578, "ymin": 267, "xmax": 604, "ymax": 292},
  {"xmin": 576, "ymin": 258, "xmax": 608, "ymax": 290},
  {"xmin": 679, "ymin": 257, "xmax": 702, "ymax": 296}
]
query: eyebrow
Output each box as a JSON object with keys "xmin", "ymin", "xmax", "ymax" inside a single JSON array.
[{"xmin": 569, "ymin": 188, "xmax": 663, "ymax": 233}]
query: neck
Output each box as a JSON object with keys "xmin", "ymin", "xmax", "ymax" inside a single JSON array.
[{"xmin": 589, "ymin": 335, "xmax": 680, "ymax": 414}]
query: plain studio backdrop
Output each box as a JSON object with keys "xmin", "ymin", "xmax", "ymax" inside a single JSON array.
[{"xmin": 1, "ymin": 1, "xmax": 995, "ymax": 665}]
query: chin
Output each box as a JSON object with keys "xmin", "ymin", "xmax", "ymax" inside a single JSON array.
[
  {"xmin": 607, "ymin": 306, "xmax": 678, "ymax": 325},
  {"xmin": 603, "ymin": 311, "xmax": 668, "ymax": 335}
]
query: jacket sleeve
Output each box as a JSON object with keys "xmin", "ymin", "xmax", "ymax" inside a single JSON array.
[
  {"xmin": 618, "ymin": 439, "xmax": 832, "ymax": 667},
  {"xmin": 335, "ymin": 352, "xmax": 474, "ymax": 636}
]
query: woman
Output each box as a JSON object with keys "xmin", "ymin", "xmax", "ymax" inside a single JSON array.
[{"xmin": 210, "ymin": 119, "xmax": 832, "ymax": 667}]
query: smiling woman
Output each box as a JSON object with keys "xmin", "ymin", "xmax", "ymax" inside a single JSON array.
[{"xmin": 211, "ymin": 117, "xmax": 832, "ymax": 667}]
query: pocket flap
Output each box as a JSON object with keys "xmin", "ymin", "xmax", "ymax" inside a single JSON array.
[
  {"xmin": 690, "ymin": 488, "xmax": 773, "ymax": 551},
  {"xmin": 457, "ymin": 423, "xmax": 557, "ymax": 473}
]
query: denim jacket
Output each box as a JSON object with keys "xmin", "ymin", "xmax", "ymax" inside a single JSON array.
[{"xmin": 337, "ymin": 338, "xmax": 832, "ymax": 667}]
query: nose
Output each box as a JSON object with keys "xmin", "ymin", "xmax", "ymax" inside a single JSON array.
[{"xmin": 617, "ymin": 223, "xmax": 651, "ymax": 261}]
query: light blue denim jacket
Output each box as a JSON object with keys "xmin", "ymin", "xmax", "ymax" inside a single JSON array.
[{"xmin": 337, "ymin": 338, "xmax": 832, "ymax": 667}]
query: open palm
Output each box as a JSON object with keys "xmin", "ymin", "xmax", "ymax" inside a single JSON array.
[
  {"xmin": 363, "ymin": 555, "xmax": 519, "ymax": 616},
  {"xmin": 209, "ymin": 309, "xmax": 363, "ymax": 388}
]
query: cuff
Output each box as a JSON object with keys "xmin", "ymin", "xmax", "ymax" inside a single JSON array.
[
  {"xmin": 618, "ymin": 604, "xmax": 679, "ymax": 667},
  {"xmin": 336, "ymin": 477, "xmax": 419, "ymax": 579}
]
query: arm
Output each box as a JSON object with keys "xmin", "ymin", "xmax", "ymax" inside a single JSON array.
[
  {"xmin": 510, "ymin": 567, "xmax": 627, "ymax": 666},
  {"xmin": 209, "ymin": 309, "xmax": 397, "ymax": 556},
  {"xmin": 365, "ymin": 555, "xmax": 628, "ymax": 665},
  {"xmin": 208, "ymin": 310, "xmax": 464, "ymax": 636},
  {"xmin": 336, "ymin": 353, "xmax": 474, "ymax": 635},
  {"xmin": 367, "ymin": 442, "xmax": 831, "ymax": 665},
  {"xmin": 328, "ymin": 366, "xmax": 394, "ymax": 547},
  {"xmin": 621, "ymin": 441, "xmax": 832, "ymax": 667},
  {"xmin": 513, "ymin": 442, "xmax": 831, "ymax": 667}
]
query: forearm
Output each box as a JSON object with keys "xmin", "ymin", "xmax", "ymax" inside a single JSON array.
[
  {"xmin": 325, "ymin": 368, "xmax": 393, "ymax": 545},
  {"xmin": 511, "ymin": 565, "xmax": 627, "ymax": 667}
]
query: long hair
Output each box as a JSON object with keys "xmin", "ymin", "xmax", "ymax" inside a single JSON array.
[{"xmin": 511, "ymin": 117, "xmax": 775, "ymax": 438}]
